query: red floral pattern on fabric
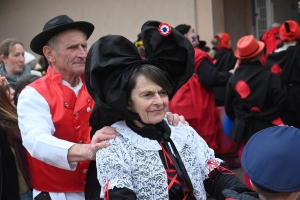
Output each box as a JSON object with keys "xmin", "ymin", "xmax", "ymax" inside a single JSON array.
[
  {"xmin": 270, "ymin": 64, "xmax": 282, "ymax": 74},
  {"xmin": 250, "ymin": 107, "xmax": 261, "ymax": 112},
  {"xmin": 235, "ymin": 80, "xmax": 250, "ymax": 99},
  {"xmin": 104, "ymin": 180, "xmax": 110, "ymax": 200},
  {"xmin": 207, "ymin": 159, "xmax": 235, "ymax": 182},
  {"xmin": 272, "ymin": 117, "xmax": 285, "ymax": 126}
]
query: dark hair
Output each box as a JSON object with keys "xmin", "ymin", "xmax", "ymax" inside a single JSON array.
[
  {"xmin": 0, "ymin": 74, "xmax": 18, "ymax": 137},
  {"xmin": 127, "ymin": 64, "xmax": 172, "ymax": 98},
  {"xmin": 14, "ymin": 75, "xmax": 40, "ymax": 105}
]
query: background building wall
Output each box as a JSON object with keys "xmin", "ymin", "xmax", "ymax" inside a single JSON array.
[
  {"xmin": 272, "ymin": 0, "xmax": 299, "ymax": 23},
  {"xmin": 212, "ymin": 0, "xmax": 225, "ymax": 36},
  {"xmin": 223, "ymin": 0, "xmax": 253, "ymax": 50},
  {"xmin": 0, "ymin": 0, "xmax": 199, "ymax": 57},
  {"xmin": 194, "ymin": 0, "xmax": 215, "ymax": 48}
]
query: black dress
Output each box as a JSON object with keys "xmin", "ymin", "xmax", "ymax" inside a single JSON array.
[{"xmin": 266, "ymin": 43, "xmax": 300, "ymax": 128}]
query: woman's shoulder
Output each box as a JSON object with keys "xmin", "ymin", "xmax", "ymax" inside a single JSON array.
[
  {"xmin": 110, "ymin": 120, "xmax": 162, "ymax": 151},
  {"xmin": 168, "ymin": 120, "xmax": 194, "ymax": 136}
]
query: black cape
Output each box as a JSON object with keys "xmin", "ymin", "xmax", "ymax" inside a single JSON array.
[
  {"xmin": 213, "ymin": 49, "xmax": 237, "ymax": 106},
  {"xmin": 266, "ymin": 44, "xmax": 300, "ymax": 109},
  {"xmin": 266, "ymin": 44, "xmax": 300, "ymax": 127},
  {"xmin": 225, "ymin": 61, "xmax": 286, "ymax": 145}
]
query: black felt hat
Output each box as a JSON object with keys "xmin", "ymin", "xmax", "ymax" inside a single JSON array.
[
  {"xmin": 175, "ymin": 24, "xmax": 191, "ymax": 35},
  {"xmin": 30, "ymin": 15, "xmax": 94, "ymax": 55},
  {"xmin": 85, "ymin": 21, "xmax": 195, "ymax": 120}
]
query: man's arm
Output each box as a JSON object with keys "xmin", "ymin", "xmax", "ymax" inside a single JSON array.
[
  {"xmin": 67, "ymin": 126, "xmax": 117, "ymax": 162},
  {"xmin": 18, "ymin": 86, "xmax": 120, "ymax": 167}
]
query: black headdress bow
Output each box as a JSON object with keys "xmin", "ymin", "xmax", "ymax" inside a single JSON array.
[{"xmin": 85, "ymin": 20, "xmax": 195, "ymax": 120}]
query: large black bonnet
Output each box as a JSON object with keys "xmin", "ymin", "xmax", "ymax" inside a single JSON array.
[{"xmin": 85, "ymin": 20, "xmax": 195, "ymax": 120}]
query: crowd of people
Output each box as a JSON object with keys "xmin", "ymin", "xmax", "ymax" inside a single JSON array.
[{"xmin": 1, "ymin": 14, "xmax": 300, "ymax": 200}]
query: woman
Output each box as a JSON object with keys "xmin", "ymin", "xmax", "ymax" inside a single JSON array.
[
  {"xmin": 0, "ymin": 76, "xmax": 33, "ymax": 199},
  {"xmin": 224, "ymin": 35, "xmax": 286, "ymax": 188},
  {"xmin": 0, "ymin": 38, "xmax": 31, "ymax": 88},
  {"xmin": 85, "ymin": 21, "xmax": 251, "ymax": 200},
  {"xmin": 266, "ymin": 20, "xmax": 300, "ymax": 128}
]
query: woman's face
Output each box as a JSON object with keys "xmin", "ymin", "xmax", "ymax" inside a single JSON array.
[
  {"xmin": 185, "ymin": 27, "xmax": 199, "ymax": 48},
  {"xmin": 4, "ymin": 80, "xmax": 15, "ymax": 106},
  {"xmin": 2, "ymin": 44, "xmax": 25, "ymax": 75},
  {"xmin": 128, "ymin": 75, "xmax": 169, "ymax": 126},
  {"xmin": 8, "ymin": 86, "xmax": 15, "ymax": 106},
  {"xmin": 1, "ymin": 79, "xmax": 15, "ymax": 106}
]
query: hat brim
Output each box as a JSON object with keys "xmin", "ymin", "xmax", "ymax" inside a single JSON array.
[
  {"xmin": 30, "ymin": 21, "xmax": 94, "ymax": 55},
  {"xmin": 234, "ymin": 41, "xmax": 265, "ymax": 60}
]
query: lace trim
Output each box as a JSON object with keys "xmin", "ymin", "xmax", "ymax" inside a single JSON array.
[{"xmin": 97, "ymin": 120, "xmax": 223, "ymax": 199}]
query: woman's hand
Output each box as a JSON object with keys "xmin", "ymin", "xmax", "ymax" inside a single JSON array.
[{"xmin": 166, "ymin": 112, "xmax": 189, "ymax": 126}]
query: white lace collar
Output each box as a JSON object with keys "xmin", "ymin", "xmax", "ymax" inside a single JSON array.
[{"xmin": 112, "ymin": 120, "xmax": 187, "ymax": 152}]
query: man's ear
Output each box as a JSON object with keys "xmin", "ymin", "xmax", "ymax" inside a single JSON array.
[{"xmin": 43, "ymin": 46, "xmax": 55, "ymax": 63}]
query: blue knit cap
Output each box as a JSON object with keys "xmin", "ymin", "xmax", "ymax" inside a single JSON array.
[{"xmin": 242, "ymin": 126, "xmax": 300, "ymax": 193}]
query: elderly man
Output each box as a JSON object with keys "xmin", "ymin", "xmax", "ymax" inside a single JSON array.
[{"xmin": 17, "ymin": 15, "xmax": 184, "ymax": 200}]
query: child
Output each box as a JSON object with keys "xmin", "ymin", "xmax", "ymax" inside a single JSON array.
[{"xmin": 242, "ymin": 126, "xmax": 300, "ymax": 200}]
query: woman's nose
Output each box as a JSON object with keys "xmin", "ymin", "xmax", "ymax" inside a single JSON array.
[
  {"xmin": 154, "ymin": 93, "xmax": 163, "ymax": 104},
  {"xmin": 20, "ymin": 55, "xmax": 25, "ymax": 62}
]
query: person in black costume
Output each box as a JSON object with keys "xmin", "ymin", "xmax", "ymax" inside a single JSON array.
[
  {"xmin": 213, "ymin": 32, "xmax": 237, "ymax": 106},
  {"xmin": 85, "ymin": 20, "xmax": 252, "ymax": 200},
  {"xmin": 240, "ymin": 126, "xmax": 300, "ymax": 200},
  {"xmin": 225, "ymin": 35, "xmax": 286, "ymax": 188},
  {"xmin": 266, "ymin": 20, "xmax": 300, "ymax": 128}
]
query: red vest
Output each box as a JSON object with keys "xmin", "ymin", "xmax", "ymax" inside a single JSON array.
[
  {"xmin": 27, "ymin": 67, "xmax": 95, "ymax": 192},
  {"xmin": 169, "ymin": 49, "xmax": 219, "ymax": 150}
]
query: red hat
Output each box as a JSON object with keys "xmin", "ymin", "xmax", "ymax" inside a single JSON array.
[
  {"xmin": 279, "ymin": 20, "xmax": 300, "ymax": 41},
  {"xmin": 214, "ymin": 32, "xmax": 231, "ymax": 50},
  {"xmin": 234, "ymin": 35, "xmax": 265, "ymax": 60}
]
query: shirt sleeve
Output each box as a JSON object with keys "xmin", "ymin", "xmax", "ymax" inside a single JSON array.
[
  {"xmin": 96, "ymin": 137, "xmax": 135, "ymax": 198},
  {"xmin": 197, "ymin": 58, "xmax": 232, "ymax": 89},
  {"xmin": 17, "ymin": 86, "xmax": 77, "ymax": 170}
]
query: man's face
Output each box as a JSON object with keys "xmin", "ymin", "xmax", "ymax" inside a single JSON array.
[
  {"xmin": 185, "ymin": 27, "xmax": 199, "ymax": 48},
  {"xmin": 50, "ymin": 29, "xmax": 87, "ymax": 77}
]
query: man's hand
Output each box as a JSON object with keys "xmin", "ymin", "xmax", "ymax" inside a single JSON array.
[
  {"xmin": 166, "ymin": 112, "xmax": 189, "ymax": 126},
  {"xmin": 87, "ymin": 126, "xmax": 120, "ymax": 160},
  {"xmin": 68, "ymin": 126, "xmax": 120, "ymax": 162}
]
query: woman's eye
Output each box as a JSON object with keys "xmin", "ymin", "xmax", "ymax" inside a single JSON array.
[{"xmin": 160, "ymin": 91, "xmax": 168, "ymax": 95}]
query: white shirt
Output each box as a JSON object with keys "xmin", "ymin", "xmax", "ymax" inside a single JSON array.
[{"xmin": 17, "ymin": 78, "xmax": 85, "ymax": 200}]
